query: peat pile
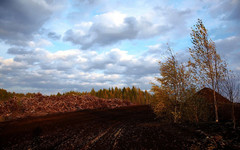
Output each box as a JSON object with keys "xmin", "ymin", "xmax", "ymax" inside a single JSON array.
[
  {"xmin": 0, "ymin": 94, "xmax": 133, "ymax": 121},
  {"xmin": 196, "ymin": 87, "xmax": 240, "ymax": 121},
  {"xmin": 196, "ymin": 87, "xmax": 231, "ymax": 104}
]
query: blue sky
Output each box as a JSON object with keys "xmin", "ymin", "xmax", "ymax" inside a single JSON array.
[{"xmin": 0, "ymin": 0, "xmax": 239, "ymax": 94}]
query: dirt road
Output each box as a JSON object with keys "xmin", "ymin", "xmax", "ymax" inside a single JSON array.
[{"xmin": 0, "ymin": 105, "xmax": 239, "ymax": 150}]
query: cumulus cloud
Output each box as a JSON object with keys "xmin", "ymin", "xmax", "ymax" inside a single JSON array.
[
  {"xmin": 64, "ymin": 11, "xmax": 175, "ymax": 49},
  {"xmin": 0, "ymin": 47, "xmax": 160, "ymax": 93},
  {"xmin": 28, "ymin": 39, "xmax": 53, "ymax": 48},
  {"xmin": 154, "ymin": 6, "xmax": 192, "ymax": 35},
  {"xmin": 64, "ymin": 12, "xmax": 139, "ymax": 49},
  {"xmin": 144, "ymin": 44, "xmax": 168, "ymax": 57},
  {"xmin": 0, "ymin": 0, "xmax": 60, "ymax": 46},
  {"xmin": 63, "ymin": 4, "xmax": 193, "ymax": 49},
  {"xmin": 209, "ymin": 0, "xmax": 240, "ymax": 22},
  {"xmin": 215, "ymin": 36, "xmax": 240, "ymax": 54},
  {"xmin": 73, "ymin": 0, "xmax": 101, "ymax": 5},
  {"xmin": 7, "ymin": 47, "xmax": 33, "ymax": 55},
  {"xmin": 215, "ymin": 35, "xmax": 240, "ymax": 71},
  {"xmin": 47, "ymin": 32, "xmax": 61, "ymax": 40}
]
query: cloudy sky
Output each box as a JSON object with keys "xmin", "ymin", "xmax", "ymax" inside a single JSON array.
[{"xmin": 0, "ymin": 0, "xmax": 239, "ymax": 94}]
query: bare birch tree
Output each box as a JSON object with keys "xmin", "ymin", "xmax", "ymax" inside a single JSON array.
[{"xmin": 221, "ymin": 70, "xmax": 239, "ymax": 129}]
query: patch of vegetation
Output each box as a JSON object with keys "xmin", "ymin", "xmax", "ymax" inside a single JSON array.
[{"xmin": 151, "ymin": 19, "xmax": 239, "ymax": 127}]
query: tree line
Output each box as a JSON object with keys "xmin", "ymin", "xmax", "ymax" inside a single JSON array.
[
  {"xmin": 0, "ymin": 86, "xmax": 152, "ymax": 105},
  {"xmin": 151, "ymin": 19, "xmax": 239, "ymax": 128},
  {"xmin": 64, "ymin": 86, "xmax": 152, "ymax": 105}
]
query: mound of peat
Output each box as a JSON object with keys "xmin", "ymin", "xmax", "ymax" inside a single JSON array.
[
  {"xmin": 196, "ymin": 88, "xmax": 240, "ymax": 121},
  {"xmin": 0, "ymin": 94, "xmax": 133, "ymax": 121},
  {"xmin": 196, "ymin": 87, "xmax": 231, "ymax": 104}
]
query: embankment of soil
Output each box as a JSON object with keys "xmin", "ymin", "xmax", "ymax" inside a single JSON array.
[{"xmin": 0, "ymin": 94, "xmax": 133, "ymax": 121}]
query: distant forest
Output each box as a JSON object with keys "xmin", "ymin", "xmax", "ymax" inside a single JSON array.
[{"xmin": 0, "ymin": 86, "xmax": 152, "ymax": 105}]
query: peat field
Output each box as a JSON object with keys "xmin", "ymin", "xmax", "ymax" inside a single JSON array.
[{"xmin": 0, "ymin": 105, "xmax": 240, "ymax": 150}]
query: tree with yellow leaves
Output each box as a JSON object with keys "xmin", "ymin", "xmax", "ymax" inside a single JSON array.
[
  {"xmin": 188, "ymin": 19, "xmax": 227, "ymax": 123},
  {"xmin": 152, "ymin": 47, "xmax": 192, "ymax": 123}
]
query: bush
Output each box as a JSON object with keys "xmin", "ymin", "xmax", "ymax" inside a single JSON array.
[
  {"xmin": 151, "ymin": 87, "xmax": 212, "ymax": 123},
  {"xmin": 0, "ymin": 88, "xmax": 12, "ymax": 101},
  {"xmin": 181, "ymin": 96, "xmax": 211, "ymax": 123}
]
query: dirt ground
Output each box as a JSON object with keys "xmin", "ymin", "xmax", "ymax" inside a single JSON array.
[{"xmin": 0, "ymin": 105, "xmax": 239, "ymax": 150}]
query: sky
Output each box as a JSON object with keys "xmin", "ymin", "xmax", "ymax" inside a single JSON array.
[{"xmin": 0, "ymin": 0, "xmax": 239, "ymax": 94}]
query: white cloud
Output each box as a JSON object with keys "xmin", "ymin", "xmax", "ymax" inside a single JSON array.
[
  {"xmin": 214, "ymin": 35, "xmax": 240, "ymax": 73},
  {"xmin": 0, "ymin": 0, "xmax": 57, "ymax": 45},
  {"xmin": 95, "ymin": 11, "xmax": 126, "ymax": 26},
  {"xmin": 215, "ymin": 36, "xmax": 240, "ymax": 54},
  {"xmin": 0, "ymin": 47, "xmax": 161, "ymax": 93},
  {"xmin": 28, "ymin": 39, "xmax": 53, "ymax": 48},
  {"xmin": 63, "ymin": 10, "xmax": 177, "ymax": 49},
  {"xmin": 63, "ymin": 4, "xmax": 194, "ymax": 49}
]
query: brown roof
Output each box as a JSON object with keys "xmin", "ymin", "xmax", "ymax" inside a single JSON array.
[{"xmin": 196, "ymin": 88, "xmax": 232, "ymax": 104}]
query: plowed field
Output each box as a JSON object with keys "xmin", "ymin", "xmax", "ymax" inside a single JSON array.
[{"xmin": 0, "ymin": 105, "xmax": 239, "ymax": 150}]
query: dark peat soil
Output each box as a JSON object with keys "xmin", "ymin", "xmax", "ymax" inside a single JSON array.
[{"xmin": 0, "ymin": 105, "xmax": 239, "ymax": 150}]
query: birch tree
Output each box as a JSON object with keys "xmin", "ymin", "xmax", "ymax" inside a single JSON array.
[
  {"xmin": 188, "ymin": 19, "xmax": 226, "ymax": 122},
  {"xmin": 221, "ymin": 70, "xmax": 239, "ymax": 129},
  {"xmin": 152, "ymin": 47, "xmax": 191, "ymax": 123}
]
